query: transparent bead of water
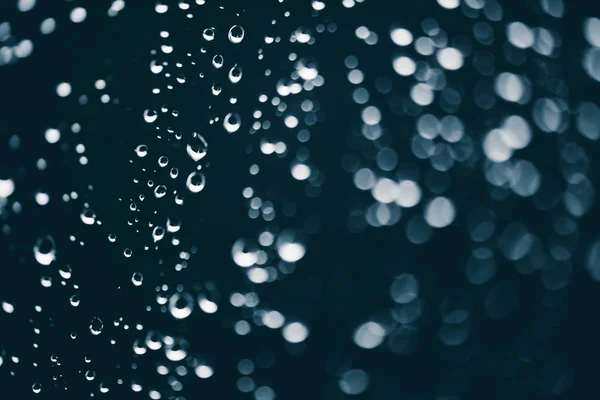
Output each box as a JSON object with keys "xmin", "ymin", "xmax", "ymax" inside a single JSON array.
[
  {"xmin": 202, "ymin": 28, "xmax": 215, "ymax": 41},
  {"xmin": 228, "ymin": 25, "xmax": 245, "ymax": 44},
  {"xmin": 212, "ymin": 54, "xmax": 224, "ymax": 69},
  {"xmin": 224, "ymin": 113, "xmax": 241, "ymax": 133},
  {"xmin": 186, "ymin": 132, "xmax": 208, "ymax": 162},
  {"xmin": 89, "ymin": 317, "xmax": 104, "ymax": 335},
  {"xmin": 229, "ymin": 64, "xmax": 242, "ymax": 83},
  {"xmin": 186, "ymin": 172, "xmax": 206, "ymax": 193},
  {"xmin": 34, "ymin": 235, "xmax": 56, "ymax": 266}
]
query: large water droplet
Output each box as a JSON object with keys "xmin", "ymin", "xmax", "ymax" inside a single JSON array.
[
  {"xmin": 228, "ymin": 25, "xmax": 244, "ymax": 44},
  {"xmin": 132, "ymin": 272, "xmax": 143, "ymax": 286},
  {"xmin": 186, "ymin": 132, "xmax": 208, "ymax": 162},
  {"xmin": 169, "ymin": 292, "xmax": 194, "ymax": 319}
]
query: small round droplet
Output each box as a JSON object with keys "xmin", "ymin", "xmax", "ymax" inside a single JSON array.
[
  {"xmin": 32, "ymin": 383, "xmax": 42, "ymax": 394},
  {"xmin": 89, "ymin": 317, "xmax": 104, "ymax": 335},
  {"xmin": 203, "ymin": 28, "xmax": 215, "ymax": 41},
  {"xmin": 186, "ymin": 172, "xmax": 206, "ymax": 193},
  {"xmin": 132, "ymin": 272, "xmax": 144, "ymax": 286},
  {"xmin": 70, "ymin": 294, "xmax": 80, "ymax": 307}
]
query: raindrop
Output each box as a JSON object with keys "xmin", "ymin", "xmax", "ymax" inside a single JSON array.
[
  {"xmin": 229, "ymin": 64, "xmax": 243, "ymax": 83},
  {"xmin": 34, "ymin": 235, "xmax": 56, "ymax": 265},
  {"xmin": 144, "ymin": 109, "xmax": 158, "ymax": 123},
  {"xmin": 186, "ymin": 171, "xmax": 206, "ymax": 193},
  {"xmin": 135, "ymin": 144, "xmax": 148, "ymax": 157},
  {"xmin": 186, "ymin": 132, "xmax": 208, "ymax": 162},
  {"xmin": 132, "ymin": 272, "xmax": 143, "ymax": 286},
  {"xmin": 169, "ymin": 292, "xmax": 194, "ymax": 319},
  {"xmin": 89, "ymin": 317, "xmax": 103, "ymax": 335},
  {"xmin": 203, "ymin": 28, "xmax": 215, "ymax": 41},
  {"xmin": 212, "ymin": 54, "xmax": 224, "ymax": 69},
  {"xmin": 228, "ymin": 25, "xmax": 244, "ymax": 44},
  {"xmin": 224, "ymin": 112, "xmax": 241, "ymax": 133},
  {"xmin": 154, "ymin": 185, "xmax": 167, "ymax": 198}
]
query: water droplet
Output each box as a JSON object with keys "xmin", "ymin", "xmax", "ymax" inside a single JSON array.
[
  {"xmin": 135, "ymin": 144, "xmax": 148, "ymax": 157},
  {"xmin": 152, "ymin": 226, "xmax": 165, "ymax": 242},
  {"xmin": 169, "ymin": 292, "xmax": 194, "ymax": 319},
  {"xmin": 70, "ymin": 294, "xmax": 80, "ymax": 307},
  {"xmin": 202, "ymin": 28, "xmax": 215, "ymax": 41},
  {"xmin": 186, "ymin": 172, "xmax": 206, "ymax": 193},
  {"xmin": 154, "ymin": 185, "xmax": 167, "ymax": 198},
  {"xmin": 32, "ymin": 382, "xmax": 42, "ymax": 394},
  {"xmin": 132, "ymin": 272, "xmax": 143, "ymax": 286},
  {"xmin": 228, "ymin": 25, "xmax": 244, "ymax": 44},
  {"xmin": 186, "ymin": 132, "xmax": 208, "ymax": 162},
  {"xmin": 89, "ymin": 317, "xmax": 103, "ymax": 335},
  {"xmin": 34, "ymin": 235, "xmax": 56, "ymax": 265},
  {"xmin": 228, "ymin": 64, "xmax": 242, "ymax": 83},
  {"xmin": 223, "ymin": 113, "xmax": 241, "ymax": 133},
  {"xmin": 80, "ymin": 208, "xmax": 96, "ymax": 225},
  {"xmin": 143, "ymin": 109, "xmax": 158, "ymax": 123},
  {"xmin": 212, "ymin": 54, "xmax": 224, "ymax": 69}
]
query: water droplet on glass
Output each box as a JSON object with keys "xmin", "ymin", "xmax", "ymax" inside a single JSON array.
[
  {"xmin": 154, "ymin": 185, "xmax": 167, "ymax": 198},
  {"xmin": 80, "ymin": 208, "xmax": 96, "ymax": 225},
  {"xmin": 89, "ymin": 317, "xmax": 103, "ymax": 335},
  {"xmin": 223, "ymin": 112, "xmax": 241, "ymax": 133},
  {"xmin": 143, "ymin": 109, "xmax": 158, "ymax": 123},
  {"xmin": 169, "ymin": 292, "xmax": 194, "ymax": 319},
  {"xmin": 34, "ymin": 235, "xmax": 56, "ymax": 265},
  {"xmin": 186, "ymin": 172, "xmax": 206, "ymax": 193},
  {"xmin": 186, "ymin": 132, "xmax": 208, "ymax": 162},
  {"xmin": 152, "ymin": 226, "xmax": 165, "ymax": 242},
  {"xmin": 212, "ymin": 54, "xmax": 224, "ymax": 69},
  {"xmin": 202, "ymin": 28, "xmax": 215, "ymax": 41},
  {"xmin": 132, "ymin": 272, "xmax": 143, "ymax": 286},
  {"xmin": 228, "ymin": 25, "xmax": 244, "ymax": 44},
  {"xmin": 135, "ymin": 144, "xmax": 148, "ymax": 157},
  {"xmin": 32, "ymin": 383, "xmax": 42, "ymax": 394},
  {"xmin": 228, "ymin": 64, "xmax": 242, "ymax": 83}
]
